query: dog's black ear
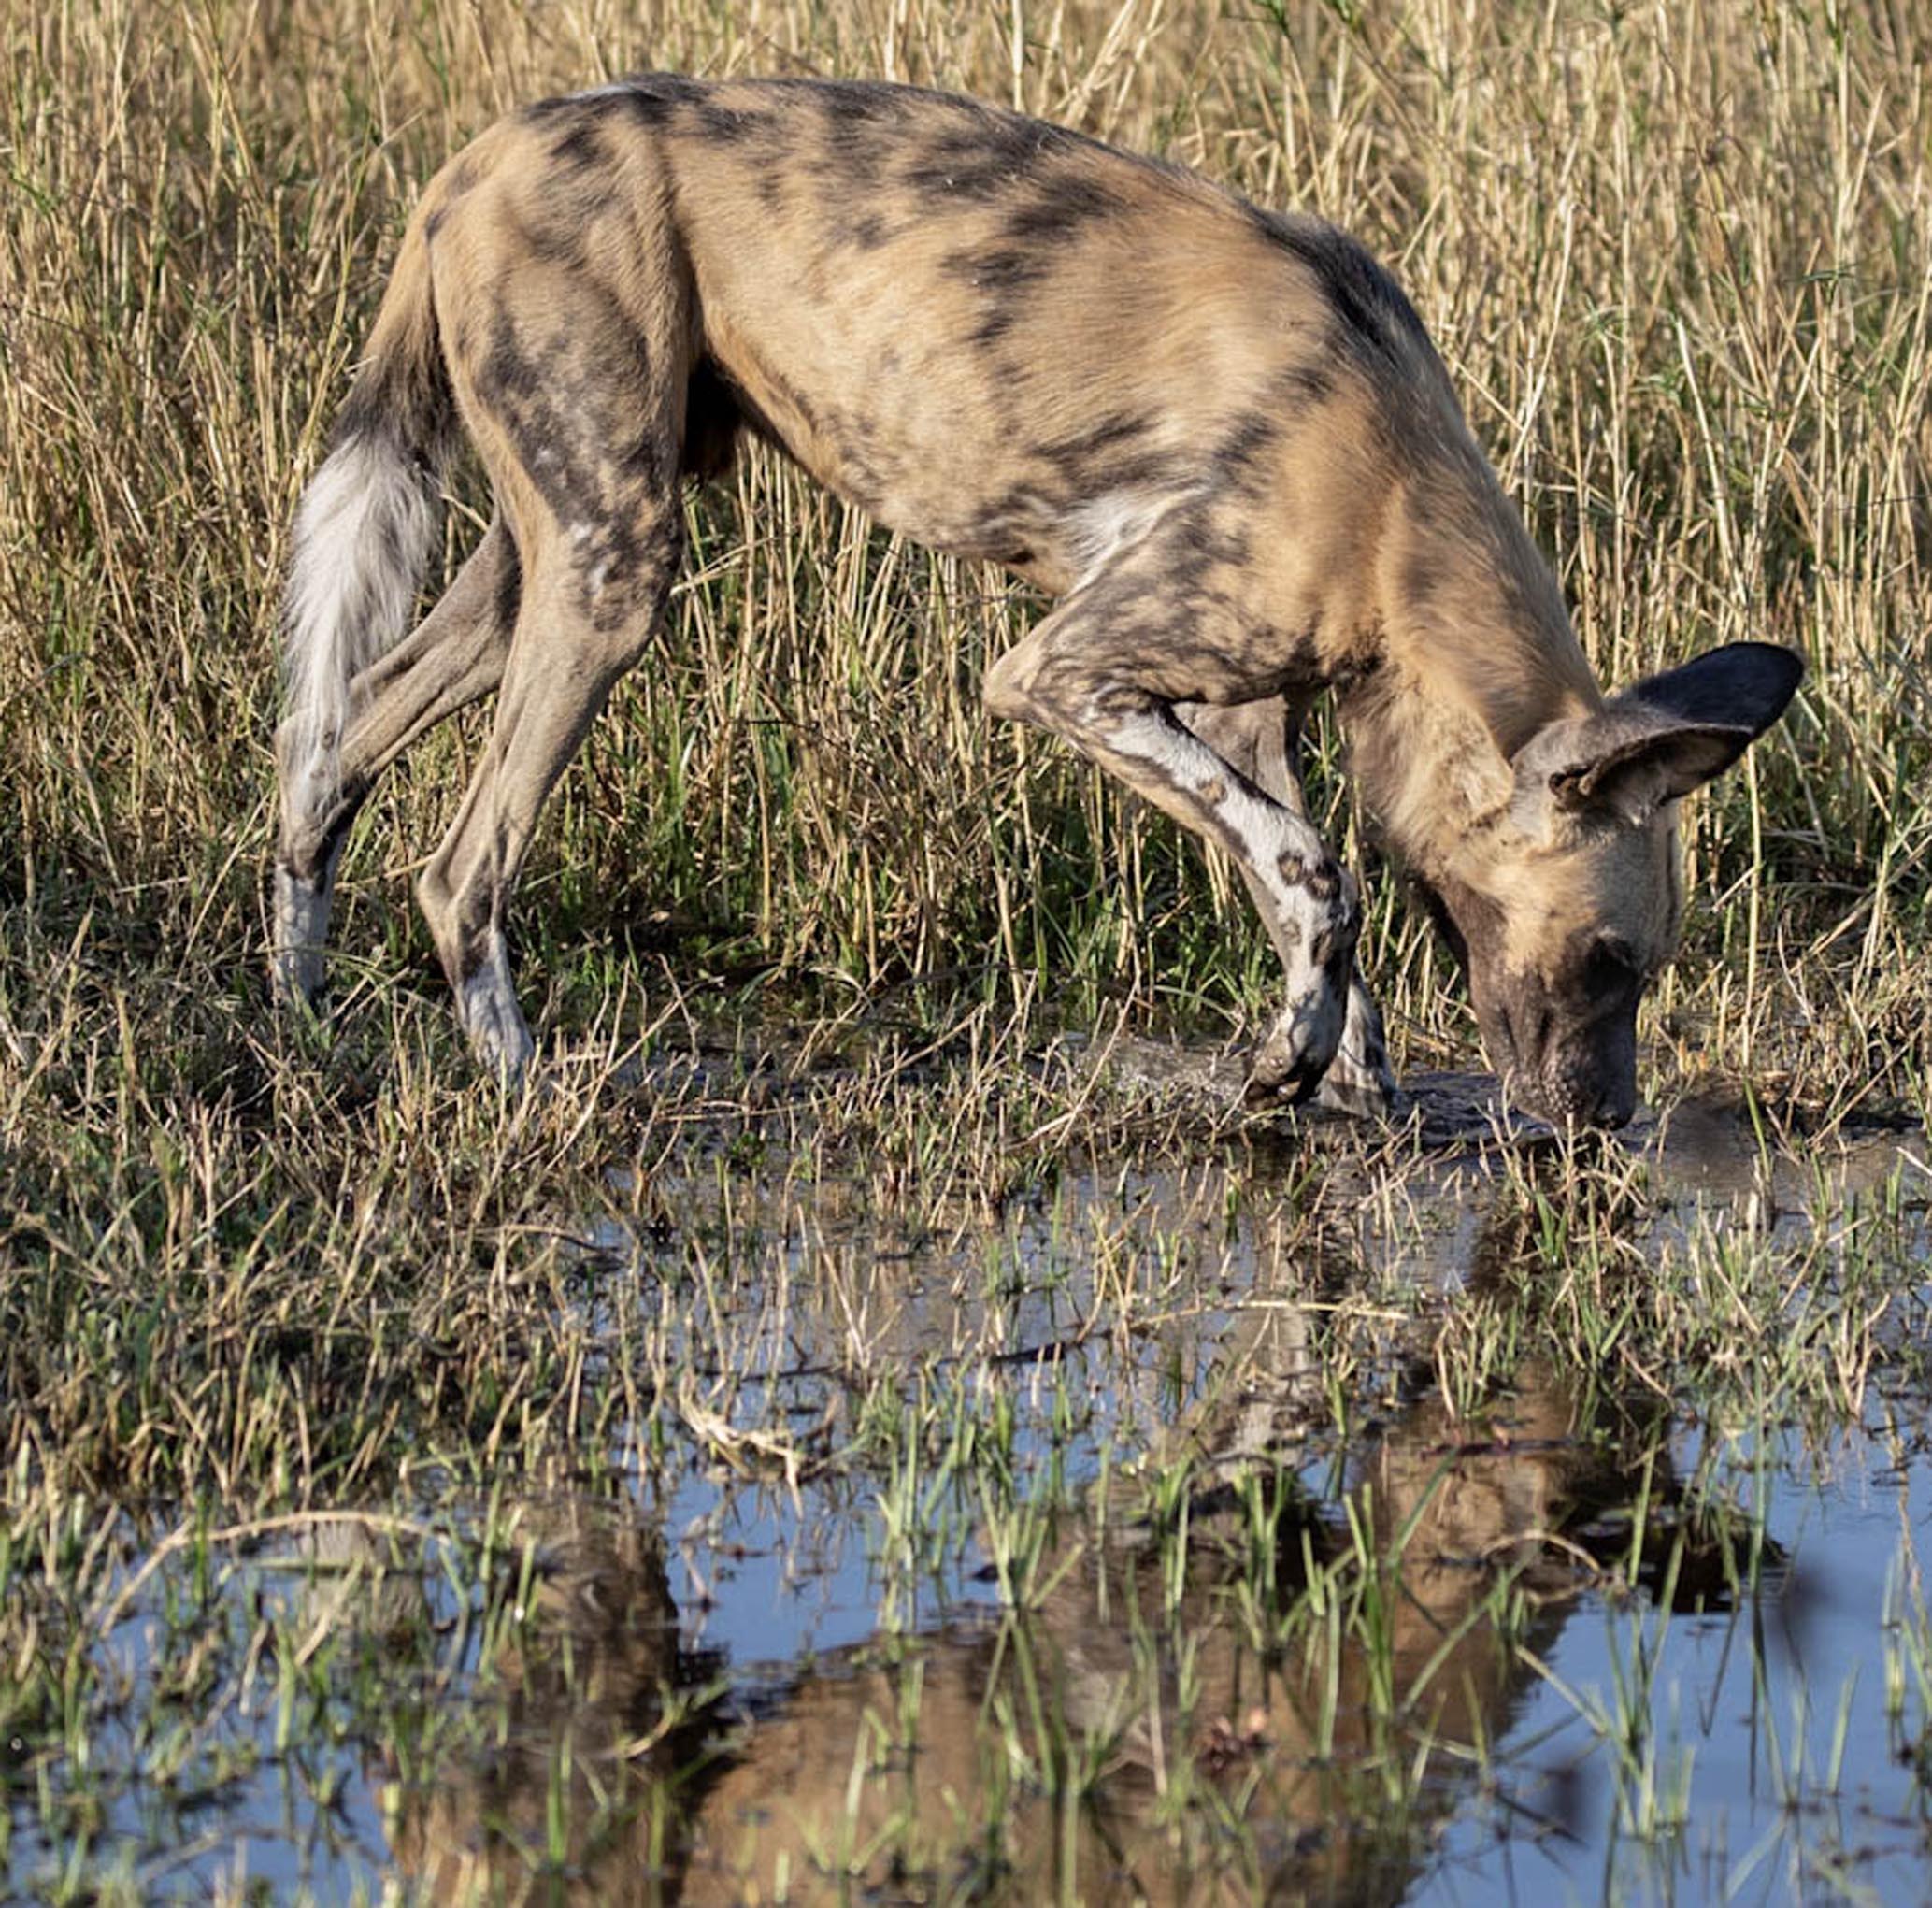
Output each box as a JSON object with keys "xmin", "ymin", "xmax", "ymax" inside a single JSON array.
[
  {"xmin": 1615, "ymin": 641, "xmax": 1805, "ymax": 740},
  {"xmin": 1523, "ymin": 643, "xmax": 1803, "ymax": 825}
]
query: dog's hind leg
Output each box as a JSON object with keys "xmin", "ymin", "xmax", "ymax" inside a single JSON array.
[
  {"xmin": 372, "ymin": 155, "xmax": 700, "ymax": 1078},
  {"xmin": 1178, "ymin": 697, "xmax": 1401, "ymax": 1118},
  {"xmin": 413, "ymin": 526, "xmax": 677, "ymax": 1078},
  {"xmin": 273, "ymin": 521, "xmax": 519, "ymax": 1010},
  {"xmin": 987, "ymin": 569, "xmax": 1360, "ymax": 1107}
]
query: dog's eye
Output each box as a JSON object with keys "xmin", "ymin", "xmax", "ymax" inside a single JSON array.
[{"xmin": 1579, "ymin": 936, "xmax": 1642, "ymax": 997}]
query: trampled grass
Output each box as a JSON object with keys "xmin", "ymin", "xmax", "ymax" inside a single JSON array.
[{"xmin": 4, "ymin": 0, "xmax": 1932, "ymax": 1900}]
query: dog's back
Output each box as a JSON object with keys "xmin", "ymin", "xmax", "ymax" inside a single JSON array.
[{"xmin": 421, "ymin": 76, "xmax": 1453, "ymax": 616}]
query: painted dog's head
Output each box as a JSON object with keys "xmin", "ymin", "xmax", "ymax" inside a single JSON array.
[{"xmin": 1424, "ymin": 642, "xmax": 1803, "ymax": 1128}]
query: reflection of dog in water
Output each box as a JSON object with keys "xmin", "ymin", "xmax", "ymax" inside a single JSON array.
[
  {"xmin": 270, "ymin": 74, "xmax": 1800, "ymax": 1126},
  {"xmin": 379, "ymin": 1504, "xmax": 696, "ymax": 1898},
  {"xmin": 382, "ymin": 1365, "xmax": 1750, "ymax": 1902}
]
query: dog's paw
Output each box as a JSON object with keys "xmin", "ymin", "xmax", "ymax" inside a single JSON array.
[
  {"xmin": 1242, "ymin": 980, "xmax": 1348, "ymax": 1109},
  {"xmin": 456, "ymin": 942, "xmax": 537, "ymax": 1085},
  {"xmin": 1243, "ymin": 968, "xmax": 1409, "ymax": 1120},
  {"xmin": 1310, "ymin": 1050, "xmax": 1406, "ymax": 1121},
  {"xmin": 271, "ymin": 865, "xmax": 329, "ymax": 1011}
]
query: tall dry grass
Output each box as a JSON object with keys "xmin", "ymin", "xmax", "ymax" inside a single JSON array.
[{"xmin": 1, "ymin": 0, "xmax": 1928, "ymax": 1106}]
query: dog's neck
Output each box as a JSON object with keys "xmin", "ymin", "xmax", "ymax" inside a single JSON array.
[{"xmin": 1342, "ymin": 461, "xmax": 1602, "ymax": 881}]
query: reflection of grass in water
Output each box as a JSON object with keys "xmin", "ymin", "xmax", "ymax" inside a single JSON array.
[
  {"xmin": 7, "ymin": 1112, "xmax": 1921, "ymax": 1896},
  {"xmin": 4, "ymin": 1029, "xmax": 1931, "ymax": 1895},
  {"xmin": 1887, "ymin": 1540, "xmax": 1932, "ymax": 1801},
  {"xmin": 4, "ymin": 0, "xmax": 1932, "ymax": 1894}
]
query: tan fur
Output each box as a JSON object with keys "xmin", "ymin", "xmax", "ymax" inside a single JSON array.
[{"xmin": 272, "ymin": 74, "xmax": 1797, "ymax": 1124}]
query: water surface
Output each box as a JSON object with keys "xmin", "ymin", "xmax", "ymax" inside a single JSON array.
[{"xmin": 7, "ymin": 1058, "xmax": 1930, "ymax": 1903}]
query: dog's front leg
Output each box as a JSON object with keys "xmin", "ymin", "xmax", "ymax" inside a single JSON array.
[
  {"xmin": 1177, "ymin": 699, "xmax": 1402, "ymax": 1118},
  {"xmin": 986, "ymin": 600, "xmax": 1356, "ymax": 1106}
]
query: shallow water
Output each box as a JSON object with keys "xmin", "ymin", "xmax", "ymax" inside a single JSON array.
[{"xmin": 8, "ymin": 1062, "xmax": 1932, "ymax": 1903}]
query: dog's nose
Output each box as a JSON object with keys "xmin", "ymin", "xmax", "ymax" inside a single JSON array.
[
  {"xmin": 1559, "ymin": 1074, "xmax": 1636, "ymax": 1130},
  {"xmin": 1511, "ymin": 1071, "xmax": 1636, "ymax": 1130}
]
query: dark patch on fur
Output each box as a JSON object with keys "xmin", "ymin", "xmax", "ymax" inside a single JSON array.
[
  {"xmin": 806, "ymin": 99, "xmax": 897, "ymax": 195},
  {"xmin": 1215, "ymin": 414, "xmax": 1278, "ymax": 466},
  {"xmin": 968, "ymin": 307, "xmax": 1018, "ymax": 350},
  {"xmin": 1038, "ymin": 409, "xmax": 1157, "ymax": 479},
  {"xmin": 1277, "ymin": 361, "xmax": 1338, "ymax": 406},
  {"xmin": 330, "ymin": 341, "xmax": 453, "ymax": 486},
  {"xmin": 944, "ymin": 246, "xmax": 1052, "ymax": 294},
  {"xmin": 605, "ymin": 72, "xmax": 710, "ymax": 128},
  {"xmin": 1204, "ymin": 414, "xmax": 1286, "ymax": 501},
  {"xmin": 1156, "ymin": 502, "xmax": 1254, "ymax": 596},
  {"xmin": 598, "ymin": 72, "xmax": 777, "ymax": 149},
  {"xmin": 902, "ymin": 115, "xmax": 1071, "ymax": 201},
  {"xmin": 1248, "ymin": 209, "xmax": 1429, "ymax": 365},
  {"xmin": 1278, "ymin": 850, "xmax": 1341, "ymax": 901},
  {"xmin": 450, "ymin": 882, "xmax": 499, "ymax": 983},
  {"xmin": 549, "ymin": 119, "xmax": 607, "ymax": 172},
  {"xmin": 1400, "ymin": 546, "xmax": 1439, "ymax": 616},
  {"xmin": 518, "ymin": 93, "xmax": 586, "ymax": 125},
  {"xmin": 472, "ymin": 308, "xmax": 680, "ymax": 627},
  {"xmin": 424, "ymin": 161, "xmax": 479, "ymax": 244},
  {"xmin": 477, "ymin": 310, "xmax": 546, "ymax": 410},
  {"xmin": 999, "ymin": 173, "xmax": 1122, "ymax": 246},
  {"xmin": 941, "ymin": 245, "xmax": 1054, "ymax": 347},
  {"xmin": 613, "ymin": 414, "xmax": 670, "ymax": 493},
  {"xmin": 1025, "ymin": 408, "xmax": 1193, "ymax": 497},
  {"xmin": 1099, "ymin": 449, "xmax": 1191, "ymax": 495},
  {"xmin": 509, "ymin": 197, "xmax": 598, "ymax": 270},
  {"xmin": 803, "ymin": 78, "xmax": 956, "ymax": 122},
  {"xmin": 688, "ymin": 99, "xmax": 764, "ymax": 144}
]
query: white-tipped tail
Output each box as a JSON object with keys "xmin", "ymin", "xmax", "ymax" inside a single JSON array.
[{"xmin": 279, "ymin": 431, "xmax": 439, "ymax": 826}]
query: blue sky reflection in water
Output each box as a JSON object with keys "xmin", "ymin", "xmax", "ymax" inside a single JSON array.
[{"xmin": 9, "ymin": 1097, "xmax": 1932, "ymax": 1904}]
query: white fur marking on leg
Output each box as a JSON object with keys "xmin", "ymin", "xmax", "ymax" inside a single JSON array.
[
  {"xmin": 273, "ymin": 864, "xmax": 331, "ymax": 1007},
  {"xmin": 456, "ymin": 938, "xmax": 536, "ymax": 1081},
  {"xmin": 1102, "ymin": 706, "xmax": 1333, "ymax": 948},
  {"xmin": 1098, "ymin": 704, "xmax": 1355, "ymax": 1101},
  {"xmin": 1065, "ymin": 488, "xmax": 1205, "ymax": 587}
]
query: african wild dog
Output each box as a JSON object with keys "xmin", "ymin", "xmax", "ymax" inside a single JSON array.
[{"xmin": 272, "ymin": 74, "xmax": 1802, "ymax": 1126}]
